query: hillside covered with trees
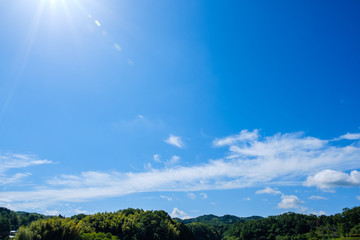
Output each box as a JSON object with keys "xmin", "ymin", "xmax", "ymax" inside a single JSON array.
[
  {"xmin": 0, "ymin": 206, "xmax": 360, "ymax": 240},
  {"xmin": 0, "ymin": 207, "xmax": 48, "ymax": 239}
]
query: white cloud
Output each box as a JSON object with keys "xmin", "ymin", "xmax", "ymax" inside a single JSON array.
[
  {"xmin": 213, "ymin": 129, "xmax": 259, "ymax": 147},
  {"xmin": 357, "ymin": 196, "xmax": 360, "ymax": 200},
  {"xmin": 244, "ymin": 197, "xmax": 251, "ymax": 201},
  {"xmin": 160, "ymin": 195, "xmax": 173, "ymax": 201},
  {"xmin": 304, "ymin": 170, "xmax": 360, "ymax": 190},
  {"xmin": 144, "ymin": 163, "xmax": 152, "ymax": 169},
  {"xmin": 166, "ymin": 155, "xmax": 180, "ymax": 166},
  {"xmin": 335, "ymin": 133, "xmax": 360, "ymax": 141},
  {"xmin": 311, "ymin": 211, "xmax": 327, "ymax": 216},
  {"xmin": 45, "ymin": 210, "xmax": 59, "ymax": 216},
  {"xmin": 188, "ymin": 192, "xmax": 207, "ymax": 200},
  {"xmin": 170, "ymin": 208, "xmax": 191, "ymax": 219},
  {"xmin": 74, "ymin": 208, "xmax": 87, "ymax": 214},
  {"xmin": 200, "ymin": 193, "xmax": 208, "ymax": 199},
  {"xmin": 165, "ymin": 134, "xmax": 184, "ymax": 148},
  {"xmin": 0, "ymin": 153, "xmax": 51, "ymax": 186},
  {"xmin": 278, "ymin": 195, "xmax": 303, "ymax": 209},
  {"xmin": 0, "ymin": 173, "xmax": 32, "ymax": 185},
  {"xmin": 309, "ymin": 196, "xmax": 328, "ymax": 200},
  {"xmin": 153, "ymin": 154, "xmax": 161, "ymax": 163},
  {"xmin": 188, "ymin": 193, "xmax": 197, "ymax": 199},
  {"xmin": 1, "ymin": 130, "xmax": 360, "ymax": 210},
  {"xmin": 0, "ymin": 153, "xmax": 52, "ymax": 174},
  {"xmin": 256, "ymin": 187, "xmax": 282, "ymax": 195}
]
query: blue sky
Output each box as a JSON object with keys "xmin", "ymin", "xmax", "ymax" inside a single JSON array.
[{"xmin": 0, "ymin": 0, "xmax": 360, "ymax": 218}]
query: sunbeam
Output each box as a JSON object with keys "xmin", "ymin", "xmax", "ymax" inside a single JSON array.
[{"xmin": 0, "ymin": 0, "xmax": 45, "ymax": 122}]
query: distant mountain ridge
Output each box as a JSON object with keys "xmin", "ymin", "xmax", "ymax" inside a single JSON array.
[{"xmin": 175, "ymin": 214, "xmax": 263, "ymax": 224}]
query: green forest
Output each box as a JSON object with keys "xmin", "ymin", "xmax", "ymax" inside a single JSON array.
[{"xmin": 1, "ymin": 206, "xmax": 360, "ymax": 240}]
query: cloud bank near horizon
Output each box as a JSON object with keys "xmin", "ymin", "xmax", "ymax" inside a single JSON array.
[{"xmin": 1, "ymin": 130, "xmax": 360, "ymax": 211}]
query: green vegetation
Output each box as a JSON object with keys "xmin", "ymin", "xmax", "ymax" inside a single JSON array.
[
  {"xmin": 0, "ymin": 207, "xmax": 48, "ymax": 239},
  {"xmin": 0, "ymin": 206, "xmax": 359, "ymax": 239},
  {"xmin": 12, "ymin": 208, "xmax": 193, "ymax": 240}
]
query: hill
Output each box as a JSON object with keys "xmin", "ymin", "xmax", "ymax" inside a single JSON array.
[
  {"xmin": 175, "ymin": 214, "xmax": 263, "ymax": 225},
  {"xmin": 0, "ymin": 207, "xmax": 48, "ymax": 239},
  {"xmin": 0, "ymin": 206, "xmax": 360, "ymax": 239}
]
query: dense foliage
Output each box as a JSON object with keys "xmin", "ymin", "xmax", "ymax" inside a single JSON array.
[
  {"xmin": 0, "ymin": 206, "xmax": 359, "ymax": 240},
  {"xmin": 176, "ymin": 214, "xmax": 263, "ymax": 238},
  {"xmin": 222, "ymin": 207, "xmax": 360, "ymax": 240},
  {"xmin": 13, "ymin": 208, "xmax": 193, "ymax": 240},
  {"xmin": 0, "ymin": 207, "xmax": 48, "ymax": 239}
]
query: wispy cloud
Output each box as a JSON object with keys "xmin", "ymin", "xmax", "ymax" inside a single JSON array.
[
  {"xmin": 165, "ymin": 134, "xmax": 184, "ymax": 148},
  {"xmin": 0, "ymin": 153, "xmax": 51, "ymax": 173},
  {"xmin": 200, "ymin": 193, "xmax": 208, "ymax": 199},
  {"xmin": 160, "ymin": 195, "xmax": 173, "ymax": 201},
  {"xmin": 213, "ymin": 129, "xmax": 259, "ymax": 147},
  {"xmin": 1, "ymin": 173, "xmax": 32, "ymax": 185},
  {"xmin": 334, "ymin": 133, "xmax": 360, "ymax": 141},
  {"xmin": 309, "ymin": 195, "xmax": 328, "ymax": 200},
  {"xmin": 166, "ymin": 155, "xmax": 180, "ymax": 166},
  {"xmin": 74, "ymin": 208, "xmax": 88, "ymax": 214},
  {"xmin": 188, "ymin": 193, "xmax": 197, "ymax": 200},
  {"xmin": 256, "ymin": 187, "xmax": 282, "ymax": 195},
  {"xmin": 1, "ymin": 130, "xmax": 359, "ymax": 210},
  {"xmin": 44, "ymin": 210, "xmax": 59, "ymax": 216},
  {"xmin": 0, "ymin": 153, "xmax": 51, "ymax": 185},
  {"xmin": 188, "ymin": 192, "xmax": 207, "ymax": 200},
  {"xmin": 304, "ymin": 169, "xmax": 360, "ymax": 190},
  {"xmin": 144, "ymin": 163, "xmax": 152, "ymax": 169},
  {"xmin": 153, "ymin": 154, "xmax": 161, "ymax": 163}
]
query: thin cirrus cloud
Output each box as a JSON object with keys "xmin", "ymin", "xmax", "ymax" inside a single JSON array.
[
  {"xmin": 165, "ymin": 134, "xmax": 184, "ymax": 148},
  {"xmin": 1, "ymin": 130, "xmax": 360, "ymax": 210},
  {"xmin": 0, "ymin": 153, "xmax": 52, "ymax": 173},
  {"xmin": 160, "ymin": 195, "xmax": 173, "ymax": 201},
  {"xmin": 0, "ymin": 153, "xmax": 51, "ymax": 185},
  {"xmin": 309, "ymin": 196, "xmax": 328, "ymax": 200},
  {"xmin": 0, "ymin": 173, "xmax": 32, "ymax": 185},
  {"xmin": 213, "ymin": 129, "xmax": 259, "ymax": 147}
]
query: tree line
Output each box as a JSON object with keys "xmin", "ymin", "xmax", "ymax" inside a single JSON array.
[{"xmin": 0, "ymin": 206, "xmax": 359, "ymax": 239}]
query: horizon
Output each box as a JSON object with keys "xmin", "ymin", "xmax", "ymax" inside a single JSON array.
[{"xmin": 1, "ymin": 0, "xmax": 360, "ymax": 219}]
